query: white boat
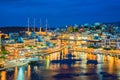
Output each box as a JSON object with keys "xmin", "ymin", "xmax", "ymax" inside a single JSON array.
[
  {"xmin": 4, "ymin": 58, "xmax": 29, "ymax": 68},
  {"xmin": 6, "ymin": 68, "xmax": 14, "ymax": 72},
  {"xmin": 30, "ymin": 57, "xmax": 39, "ymax": 62},
  {"xmin": 26, "ymin": 57, "xmax": 39, "ymax": 63}
]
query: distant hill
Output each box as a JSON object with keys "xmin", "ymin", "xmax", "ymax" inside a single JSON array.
[
  {"xmin": 0, "ymin": 26, "xmax": 56, "ymax": 34},
  {"xmin": 0, "ymin": 26, "xmax": 38, "ymax": 34},
  {"xmin": 0, "ymin": 21, "xmax": 120, "ymax": 34},
  {"xmin": 104, "ymin": 21, "xmax": 120, "ymax": 26}
]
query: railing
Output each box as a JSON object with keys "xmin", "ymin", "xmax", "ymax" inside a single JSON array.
[
  {"xmin": 35, "ymin": 44, "xmax": 66, "ymax": 56},
  {"xmin": 70, "ymin": 47, "xmax": 120, "ymax": 56}
]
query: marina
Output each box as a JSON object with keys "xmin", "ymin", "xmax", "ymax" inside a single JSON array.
[
  {"xmin": 0, "ymin": 0, "xmax": 120, "ymax": 79},
  {"xmin": 0, "ymin": 24, "xmax": 120, "ymax": 80},
  {"xmin": 1, "ymin": 52, "xmax": 120, "ymax": 80}
]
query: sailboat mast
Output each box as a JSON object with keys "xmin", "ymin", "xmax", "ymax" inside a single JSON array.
[
  {"xmin": 40, "ymin": 18, "xmax": 42, "ymax": 32},
  {"xmin": 34, "ymin": 18, "xmax": 36, "ymax": 32},
  {"xmin": 33, "ymin": 18, "xmax": 36, "ymax": 45},
  {"xmin": 28, "ymin": 17, "xmax": 30, "ymax": 32},
  {"xmin": 46, "ymin": 19, "xmax": 48, "ymax": 33}
]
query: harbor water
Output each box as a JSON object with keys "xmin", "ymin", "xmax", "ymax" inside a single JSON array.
[{"xmin": 0, "ymin": 52, "xmax": 120, "ymax": 80}]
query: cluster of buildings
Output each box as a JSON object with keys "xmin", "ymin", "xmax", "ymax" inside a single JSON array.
[
  {"xmin": 0, "ymin": 22, "xmax": 120, "ymax": 67},
  {"xmin": 54, "ymin": 22, "xmax": 120, "ymax": 50},
  {"xmin": 0, "ymin": 22, "xmax": 120, "ymax": 56}
]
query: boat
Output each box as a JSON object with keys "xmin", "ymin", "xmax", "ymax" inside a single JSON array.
[
  {"xmin": 87, "ymin": 60, "xmax": 98, "ymax": 65},
  {"xmin": 4, "ymin": 58, "xmax": 29, "ymax": 69},
  {"xmin": 26, "ymin": 57, "xmax": 39, "ymax": 64},
  {"xmin": 51, "ymin": 53, "xmax": 82, "ymax": 64},
  {"xmin": 6, "ymin": 68, "xmax": 14, "ymax": 72},
  {"xmin": 51, "ymin": 59, "xmax": 82, "ymax": 64}
]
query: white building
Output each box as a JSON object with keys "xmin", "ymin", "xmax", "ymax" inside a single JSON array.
[{"xmin": 102, "ymin": 35, "xmax": 120, "ymax": 49}]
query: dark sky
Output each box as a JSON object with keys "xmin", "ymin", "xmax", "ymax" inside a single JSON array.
[{"xmin": 0, "ymin": 0, "xmax": 120, "ymax": 28}]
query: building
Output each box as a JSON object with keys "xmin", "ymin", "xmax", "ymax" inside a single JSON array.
[{"xmin": 101, "ymin": 35, "xmax": 120, "ymax": 49}]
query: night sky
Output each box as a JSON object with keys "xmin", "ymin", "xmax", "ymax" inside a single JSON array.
[{"xmin": 0, "ymin": 0, "xmax": 120, "ymax": 28}]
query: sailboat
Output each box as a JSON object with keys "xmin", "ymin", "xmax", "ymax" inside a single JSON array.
[{"xmin": 26, "ymin": 17, "xmax": 31, "ymax": 36}]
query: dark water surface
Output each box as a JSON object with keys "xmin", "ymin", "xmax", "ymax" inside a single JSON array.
[{"xmin": 1, "ymin": 52, "xmax": 120, "ymax": 80}]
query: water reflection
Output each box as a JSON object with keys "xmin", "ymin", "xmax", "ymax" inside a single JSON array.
[
  {"xmin": 0, "ymin": 71, "xmax": 6, "ymax": 80},
  {"xmin": 1, "ymin": 52, "xmax": 120, "ymax": 80},
  {"xmin": 26, "ymin": 65, "xmax": 31, "ymax": 80},
  {"xmin": 17, "ymin": 67, "xmax": 25, "ymax": 80},
  {"xmin": 14, "ymin": 67, "xmax": 18, "ymax": 80}
]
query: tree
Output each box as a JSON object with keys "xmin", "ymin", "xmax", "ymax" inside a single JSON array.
[{"xmin": 1, "ymin": 51, "xmax": 9, "ymax": 55}]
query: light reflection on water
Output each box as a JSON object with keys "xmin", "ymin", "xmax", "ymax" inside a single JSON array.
[
  {"xmin": 1, "ymin": 52, "xmax": 120, "ymax": 80},
  {"xmin": 17, "ymin": 67, "xmax": 25, "ymax": 80},
  {"xmin": 0, "ymin": 71, "xmax": 6, "ymax": 80}
]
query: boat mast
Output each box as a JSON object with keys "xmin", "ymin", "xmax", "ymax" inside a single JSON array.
[
  {"xmin": 46, "ymin": 18, "xmax": 48, "ymax": 33},
  {"xmin": 33, "ymin": 18, "xmax": 36, "ymax": 45},
  {"xmin": 39, "ymin": 18, "xmax": 42, "ymax": 32},
  {"xmin": 34, "ymin": 18, "xmax": 36, "ymax": 32},
  {"xmin": 27, "ymin": 17, "xmax": 30, "ymax": 33}
]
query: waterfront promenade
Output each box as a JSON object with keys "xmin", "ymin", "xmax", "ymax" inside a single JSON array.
[{"xmin": 1, "ymin": 35, "xmax": 120, "ymax": 69}]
